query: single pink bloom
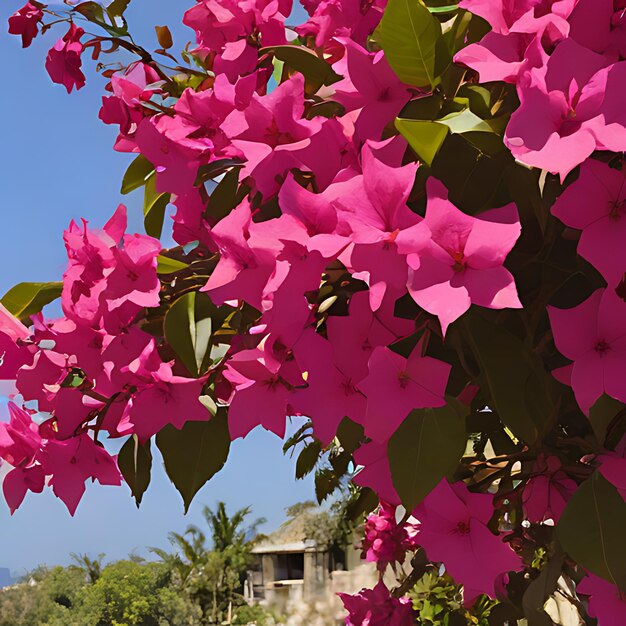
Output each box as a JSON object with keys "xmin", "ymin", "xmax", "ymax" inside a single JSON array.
[
  {"xmin": 8, "ymin": 1, "xmax": 43, "ymax": 48},
  {"xmin": 44, "ymin": 434, "xmax": 121, "ymax": 515},
  {"xmin": 577, "ymin": 574, "xmax": 626, "ymax": 626},
  {"xmin": 598, "ymin": 434, "xmax": 626, "ymax": 499},
  {"xmin": 0, "ymin": 402, "xmax": 41, "ymax": 468},
  {"xmin": 353, "ymin": 440, "xmax": 401, "ymax": 506},
  {"xmin": 358, "ymin": 343, "xmax": 450, "ymax": 443},
  {"xmin": 339, "ymin": 580, "xmax": 416, "ymax": 626},
  {"xmin": 551, "ymin": 158, "xmax": 626, "ymax": 285},
  {"xmin": 400, "ymin": 178, "xmax": 521, "ymax": 335},
  {"xmin": 326, "ymin": 291, "xmax": 414, "ymax": 383},
  {"xmin": 504, "ymin": 38, "xmax": 626, "ymax": 181},
  {"xmin": 3, "ymin": 464, "xmax": 45, "ymax": 513},
  {"xmin": 223, "ymin": 348, "xmax": 299, "ymax": 439},
  {"xmin": 548, "ymin": 288, "xmax": 626, "ymax": 414},
  {"xmin": 414, "ymin": 480, "xmax": 522, "ymax": 600},
  {"xmin": 291, "ymin": 329, "xmax": 366, "ymax": 445},
  {"xmin": 0, "ymin": 303, "xmax": 33, "ymax": 380},
  {"xmin": 522, "ymin": 455, "xmax": 577, "ymax": 522},
  {"xmin": 45, "ymin": 23, "xmax": 86, "ymax": 94},
  {"xmin": 332, "ymin": 38, "xmax": 410, "ymax": 142}
]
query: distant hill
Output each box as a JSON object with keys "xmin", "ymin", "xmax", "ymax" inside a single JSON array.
[{"xmin": 0, "ymin": 568, "xmax": 14, "ymax": 588}]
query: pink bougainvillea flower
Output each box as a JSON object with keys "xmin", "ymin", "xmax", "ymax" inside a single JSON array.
[
  {"xmin": 332, "ymin": 39, "xmax": 411, "ymax": 142},
  {"xmin": 44, "ymin": 434, "xmax": 121, "ymax": 515},
  {"xmin": 290, "ymin": 329, "xmax": 366, "ymax": 445},
  {"xmin": 414, "ymin": 479, "xmax": 522, "ymax": 600},
  {"xmin": 8, "ymin": 1, "xmax": 43, "ymax": 48},
  {"xmin": 551, "ymin": 158, "xmax": 626, "ymax": 285},
  {"xmin": 361, "ymin": 502, "xmax": 419, "ymax": 571},
  {"xmin": 223, "ymin": 348, "xmax": 300, "ymax": 439},
  {"xmin": 548, "ymin": 288, "xmax": 626, "ymax": 414},
  {"xmin": 122, "ymin": 369, "xmax": 209, "ymax": 442},
  {"xmin": 504, "ymin": 38, "xmax": 626, "ymax": 180},
  {"xmin": 339, "ymin": 580, "xmax": 416, "ymax": 626},
  {"xmin": 359, "ymin": 343, "xmax": 450, "ymax": 443},
  {"xmin": 522, "ymin": 455, "xmax": 577, "ymax": 522},
  {"xmin": 0, "ymin": 402, "xmax": 41, "ymax": 468},
  {"xmin": 459, "ymin": 0, "xmax": 577, "ymax": 35},
  {"xmin": 577, "ymin": 574, "xmax": 626, "ymax": 626},
  {"xmin": 0, "ymin": 304, "xmax": 33, "ymax": 380},
  {"xmin": 45, "ymin": 23, "xmax": 86, "ymax": 94},
  {"xmin": 353, "ymin": 440, "xmax": 401, "ymax": 506},
  {"xmin": 3, "ymin": 463, "xmax": 45, "ymax": 513},
  {"xmin": 296, "ymin": 0, "xmax": 386, "ymax": 49},
  {"xmin": 399, "ymin": 178, "xmax": 521, "ymax": 335},
  {"xmin": 327, "ymin": 291, "xmax": 414, "ymax": 383}
]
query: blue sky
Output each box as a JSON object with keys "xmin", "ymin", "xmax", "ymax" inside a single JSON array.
[{"xmin": 0, "ymin": 1, "xmax": 313, "ymax": 575}]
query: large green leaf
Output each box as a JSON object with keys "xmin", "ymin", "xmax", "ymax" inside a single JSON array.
[
  {"xmin": 557, "ymin": 472, "xmax": 626, "ymax": 590},
  {"xmin": 164, "ymin": 292, "xmax": 214, "ymax": 377},
  {"xmin": 464, "ymin": 312, "xmax": 558, "ymax": 444},
  {"xmin": 121, "ymin": 154, "xmax": 154, "ymax": 194},
  {"xmin": 156, "ymin": 410, "xmax": 230, "ymax": 513},
  {"xmin": 1, "ymin": 281, "xmax": 63, "ymax": 323},
  {"xmin": 396, "ymin": 118, "xmax": 449, "ymax": 166},
  {"xmin": 380, "ymin": 0, "xmax": 450, "ymax": 89},
  {"xmin": 589, "ymin": 395, "xmax": 626, "ymax": 448},
  {"xmin": 388, "ymin": 400, "xmax": 467, "ymax": 511},
  {"xmin": 117, "ymin": 436, "xmax": 152, "ymax": 507},
  {"xmin": 143, "ymin": 172, "xmax": 169, "ymax": 239},
  {"xmin": 397, "ymin": 108, "xmax": 495, "ymax": 166},
  {"xmin": 156, "ymin": 255, "xmax": 190, "ymax": 275}
]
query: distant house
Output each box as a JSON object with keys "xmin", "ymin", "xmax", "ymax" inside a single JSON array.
[{"xmin": 244, "ymin": 506, "xmax": 376, "ymax": 615}]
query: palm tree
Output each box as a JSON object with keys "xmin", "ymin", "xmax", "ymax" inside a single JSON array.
[
  {"xmin": 201, "ymin": 502, "xmax": 265, "ymax": 553},
  {"xmin": 70, "ymin": 552, "xmax": 105, "ymax": 584}
]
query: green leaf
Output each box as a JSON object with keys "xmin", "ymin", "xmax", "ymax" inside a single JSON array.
[
  {"xmin": 315, "ymin": 467, "xmax": 341, "ymax": 504},
  {"xmin": 296, "ymin": 441, "xmax": 322, "ymax": 479},
  {"xmin": 557, "ymin": 472, "xmax": 626, "ymax": 590},
  {"xmin": 117, "ymin": 436, "xmax": 152, "ymax": 507},
  {"xmin": 395, "ymin": 118, "xmax": 449, "ymax": 166},
  {"xmin": 143, "ymin": 172, "xmax": 169, "ymax": 239},
  {"xmin": 428, "ymin": 3, "xmax": 459, "ymax": 13},
  {"xmin": 156, "ymin": 255, "xmax": 190, "ymax": 275},
  {"xmin": 121, "ymin": 154, "xmax": 155, "ymax": 194},
  {"xmin": 206, "ymin": 168, "xmax": 241, "ymax": 223},
  {"xmin": 522, "ymin": 550, "xmax": 564, "ymax": 626},
  {"xmin": 261, "ymin": 45, "xmax": 341, "ymax": 95},
  {"xmin": 464, "ymin": 312, "xmax": 558, "ymax": 444},
  {"xmin": 164, "ymin": 292, "xmax": 214, "ymax": 377},
  {"xmin": 380, "ymin": 0, "xmax": 450, "ymax": 89},
  {"xmin": 388, "ymin": 400, "xmax": 467, "ymax": 511},
  {"xmin": 396, "ymin": 108, "xmax": 495, "ymax": 167},
  {"xmin": 156, "ymin": 410, "xmax": 230, "ymax": 513},
  {"xmin": 589, "ymin": 395, "xmax": 625, "ymax": 448},
  {"xmin": 1, "ymin": 282, "xmax": 63, "ymax": 323}
]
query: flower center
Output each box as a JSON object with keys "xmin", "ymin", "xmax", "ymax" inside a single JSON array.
[{"xmin": 595, "ymin": 340, "xmax": 611, "ymax": 355}]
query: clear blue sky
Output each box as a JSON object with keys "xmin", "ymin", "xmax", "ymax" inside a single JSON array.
[{"xmin": 0, "ymin": 0, "xmax": 313, "ymax": 576}]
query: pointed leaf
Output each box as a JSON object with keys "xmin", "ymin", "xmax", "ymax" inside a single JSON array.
[
  {"xmin": 157, "ymin": 255, "xmax": 190, "ymax": 275},
  {"xmin": 164, "ymin": 292, "xmax": 214, "ymax": 377},
  {"xmin": 557, "ymin": 472, "xmax": 626, "ymax": 590},
  {"xmin": 118, "ymin": 436, "xmax": 152, "ymax": 507},
  {"xmin": 1, "ymin": 282, "xmax": 63, "ymax": 323},
  {"xmin": 388, "ymin": 400, "xmax": 467, "ymax": 511},
  {"xmin": 156, "ymin": 410, "xmax": 230, "ymax": 513},
  {"xmin": 380, "ymin": 0, "xmax": 450, "ymax": 88},
  {"xmin": 396, "ymin": 118, "xmax": 449, "ymax": 166},
  {"xmin": 143, "ymin": 172, "xmax": 169, "ymax": 239},
  {"xmin": 121, "ymin": 154, "xmax": 155, "ymax": 194}
]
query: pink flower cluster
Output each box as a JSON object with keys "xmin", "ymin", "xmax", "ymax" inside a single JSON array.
[
  {"xmin": 339, "ymin": 580, "xmax": 415, "ymax": 626},
  {"xmin": 361, "ymin": 502, "xmax": 419, "ymax": 571},
  {"xmin": 0, "ymin": 206, "xmax": 209, "ymax": 513},
  {"xmin": 457, "ymin": 0, "xmax": 626, "ymax": 179}
]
